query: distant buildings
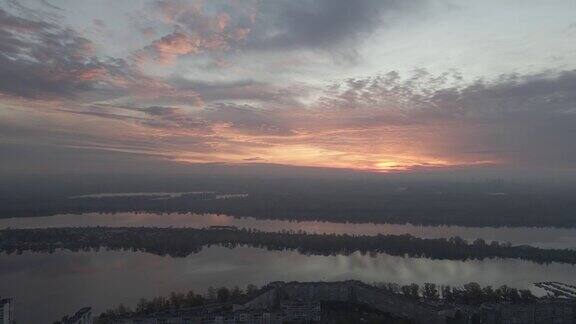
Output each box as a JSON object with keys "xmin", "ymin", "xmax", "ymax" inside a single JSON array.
[
  {"xmin": 225, "ymin": 310, "xmax": 283, "ymax": 324},
  {"xmin": 475, "ymin": 302, "xmax": 575, "ymax": 324},
  {"xmin": 280, "ymin": 302, "xmax": 321, "ymax": 322},
  {"xmin": 237, "ymin": 280, "xmax": 454, "ymax": 324},
  {"xmin": 113, "ymin": 281, "xmax": 451, "ymax": 323},
  {"xmin": 0, "ymin": 298, "xmax": 13, "ymax": 324},
  {"xmin": 115, "ymin": 309, "xmax": 283, "ymax": 323},
  {"xmin": 99, "ymin": 280, "xmax": 576, "ymax": 324}
]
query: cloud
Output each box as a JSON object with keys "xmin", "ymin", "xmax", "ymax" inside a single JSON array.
[
  {"xmin": 312, "ymin": 69, "xmax": 576, "ymax": 169},
  {"xmin": 246, "ymin": 0, "xmax": 426, "ymax": 52},
  {"xmin": 134, "ymin": 0, "xmax": 257, "ymax": 64},
  {"xmin": 140, "ymin": 106, "xmax": 184, "ymax": 117},
  {"xmin": 2, "ymin": 1, "xmax": 576, "ymax": 175},
  {"xmin": 0, "ymin": 7, "xmax": 132, "ymax": 101},
  {"xmin": 134, "ymin": 0, "xmax": 425, "ymax": 64},
  {"xmin": 243, "ymin": 156, "xmax": 264, "ymax": 161},
  {"xmin": 0, "ymin": 4, "xmax": 207, "ymax": 107},
  {"xmin": 200, "ymin": 103, "xmax": 295, "ymax": 136},
  {"xmin": 6, "ymin": 59, "xmax": 576, "ymax": 173},
  {"xmin": 168, "ymin": 78, "xmax": 311, "ymax": 106},
  {"xmin": 0, "ymin": 6, "xmax": 50, "ymax": 31},
  {"xmin": 135, "ymin": 31, "xmax": 202, "ymax": 64}
]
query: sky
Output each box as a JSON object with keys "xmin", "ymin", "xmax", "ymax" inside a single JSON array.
[{"xmin": 1, "ymin": 0, "xmax": 576, "ymax": 176}]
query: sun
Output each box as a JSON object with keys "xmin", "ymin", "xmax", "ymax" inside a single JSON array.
[{"xmin": 375, "ymin": 161, "xmax": 405, "ymax": 171}]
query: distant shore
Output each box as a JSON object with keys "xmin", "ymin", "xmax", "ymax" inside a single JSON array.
[{"xmin": 2, "ymin": 227, "xmax": 576, "ymax": 264}]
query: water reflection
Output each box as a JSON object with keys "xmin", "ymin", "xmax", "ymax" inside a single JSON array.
[
  {"xmin": 1, "ymin": 247, "xmax": 574, "ymax": 323},
  {"xmin": 1, "ymin": 212, "xmax": 576, "ymax": 248}
]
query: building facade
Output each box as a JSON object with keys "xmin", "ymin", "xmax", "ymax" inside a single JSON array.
[
  {"xmin": 478, "ymin": 302, "xmax": 575, "ymax": 324},
  {"xmin": 0, "ymin": 298, "xmax": 13, "ymax": 324},
  {"xmin": 280, "ymin": 301, "xmax": 321, "ymax": 322}
]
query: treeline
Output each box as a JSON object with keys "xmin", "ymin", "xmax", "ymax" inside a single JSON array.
[
  {"xmin": 375, "ymin": 282, "xmax": 536, "ymax": 304},
  {"xmin": 94, "ymin": 281, "xmax": 539, "ymax": 324},
  {"xmin": 2, "ymin": 227, "xmax": 576, "ymax": 264},
  {"xmin": 3, "ymin": 189, "xmax": 576, "ymax": 228},
  {"xmin": 94, "ymin": 284, "xmax": 261, "ymax": 324}
]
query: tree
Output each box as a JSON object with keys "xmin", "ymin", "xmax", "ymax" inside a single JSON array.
[
  {"xmin": 441, "ymin": 285, "xmax": 454, "ymax": 302},
  {"xmin": 185, "ymin": 290, "xmax": 203, "ymax": 307},
  {"xmin": 207, "ymin": 287, "xmax": 216, "ymax": 300},
  {"xmin": 473, "ymin": 238, "xmax": 487, "ymax": 247},
  {"xmin": 519, "ymin": 289, "xmax": 536, "ymax": 303},
  {"xmin": 246, "ymin": 284, "xmax": 259, "ymax": 296},
  {"xmin": 401, "ymin": 284, "xmax": 420, "ymax": 299},
  {"xmin": 115, "ymin": 304, "xmax": 130, "ymax": 315},
  {"xmin": 409, "ymin": 283, "xmax": 420, "ymax": 298},
  {"xmin": 136, "ymin": 298, "xmax": 149, "ymax": 313},
  {"xmin": 423, "ymin": 283, "xmax": 439, "ymax": 300},
  {"xmin": 169, "ymin": 292, "xmax": 185, "ymax": 308},
  {"xmin": 482, "ymin": 286, "xmax": 496, "ymax": 303},
  {"xmin": 231, "ymin": 286, "xmax": 243, "ymax": 299},
  {"xmin": 463, "ymin": 282, "xmax": 482, "ymax": 304},
  {"xmin": 217, "ymin": 287, "xmax": 231, "ymax": 302}
]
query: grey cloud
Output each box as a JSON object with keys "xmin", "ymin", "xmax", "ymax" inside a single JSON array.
[
  {"xmin": 201, "ymin": 103, "xmax": 295, "ymax": 136},
  {"xmin": 54, "ymin": 109, "xmax": 150, "ymax": 122},
  {"xmin": 321, "ymin": 70, "xmax": 576, "ymax": 168},
  {"xmin": 39, "ymin": 0, "xmax": 63, "ymax": 11},
  {"xmin": 0, "ymin": 5, "xmax": 212, "ymax": 110},
  {"xmin": 80, "ymin": 101, "xmax": 294, "ymax": 136},
  {"xmin": 119, "ymin": 101, "xmax": 295, "ymax": 137},
  {"xmin": 86, "ymin": 104, "xmax": 210, "ymax": 131},
  {"xmin": 246, "ymin": 0, "xmax": 425, "ymax": 52},
  {"xmin": 169, "ymin": 78, "xmax": 309, "ymax": 106},
  {"xmin": 243, "ymin": 156, "xmax": 264, "ymax": 161},
  {"xmin": 0, "ymin": 5, "xmax": 51, "ymax": 31},
  {"xmin": 140, "ymin": 106, "xmax": 184, "ymax": 116},
  {"xmin": 456, "ymin": 72, "xmax": 576, "ymax": 167},
  {"xmin": 0, "ymin": 7, "xmax": 133, "ymax": 100}
]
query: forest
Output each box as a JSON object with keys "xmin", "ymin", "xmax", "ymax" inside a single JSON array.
[{"xmin": 2, "ymin": 227, "xmax": 576, "ymax": 264}]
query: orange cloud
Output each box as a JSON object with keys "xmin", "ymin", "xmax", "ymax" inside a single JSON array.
[
  {"xmin": 149, "ymin": 32, "xmax": 201, "ymax": 64},
  {"xmin": 133, "ymin": 0, "xmax": 257, "ymax": 65}
]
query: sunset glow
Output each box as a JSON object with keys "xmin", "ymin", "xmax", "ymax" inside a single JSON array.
[
  {"xmin": 4, "ymin": 2, "xmax": 576, "ymax": 323},
  {"xmin": 1, "ymin": 0, "xmax": 575, "ymax": 175}
]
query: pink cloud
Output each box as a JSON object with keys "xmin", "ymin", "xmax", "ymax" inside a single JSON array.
[
  {"xmin": 142, "ymin": 31, "xmax": 201, "ymax": 64},
  {"xmin": 133, "ymin": 0, "xmax": 257, "ymax": 65}
]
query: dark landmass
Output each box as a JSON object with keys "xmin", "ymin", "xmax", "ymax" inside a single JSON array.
[
  {"xmin": 98, "ymin": 281, "xmax": 536, "ymax": 317},
  {"xmin": 2, "ymin": 227, "xmax": 576, "ymax": 264},
  {"xmin": 94, "ymin": 280, "xmax": 550, "ymax": 324},
  {"xmin": 95, "ymin": 282, "xmax": 416, "ymax": 324},
  {"xmin": 2, "ymin": 175, "xmax": 576, "ymax": 228}
]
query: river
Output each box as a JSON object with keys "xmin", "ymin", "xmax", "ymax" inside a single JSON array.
[
  {"xmin": 1, "ymin": 212, "xmax": 576, "ymax": 322},
  {"xmin": 1, "ymin": 212, "xmax": 576, "ymax": 248}
]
